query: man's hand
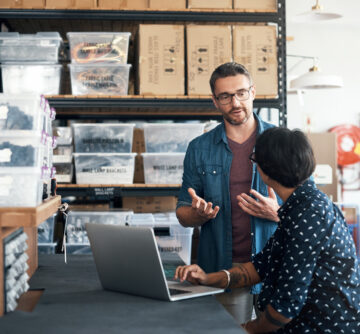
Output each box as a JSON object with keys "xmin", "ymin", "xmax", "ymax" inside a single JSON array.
[
  {"xmin": 237, "ymin": 186, "xmax": 280, "ymax": 222},
  {"xmin": 188, "ymin": 188, "xmax": 220, "ymax": 220},
  {"xmin": 174, "ymin": 264, "xmax": 208, "ymax": 285}
]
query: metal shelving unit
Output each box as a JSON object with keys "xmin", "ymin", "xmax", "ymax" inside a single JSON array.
[{"xmin": 0, "ymin": 3, "xmax": 287, "ymax": 200}]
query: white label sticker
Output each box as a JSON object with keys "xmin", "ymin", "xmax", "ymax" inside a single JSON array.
[
  {"xmin": 313, "ymin": 164, "xmax": 333, "ymax": 185},
  {"xmin": 0, "ymin": 105, "xmax": 9, "ymax": 120},
  {"xmin": 0, "ymin": 175, "xmax": 13, "ymax": 196},
  {"xmin": 0, "ymin": 149, "xmax": 12, "ymax": 163}
]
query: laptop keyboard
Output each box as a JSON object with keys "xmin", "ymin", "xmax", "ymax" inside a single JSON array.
[{"xmin": 169, "ymin": 288, "xmax": 191, "ymax": 295}]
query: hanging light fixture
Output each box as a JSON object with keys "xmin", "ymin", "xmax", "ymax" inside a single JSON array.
[
  {"xmin": 292, "ymin": 0, "xmax": 342, "ymax": 23},
  {"xmin": 287, "ymin": 55, "xmax": 343, "ymax": 90}
]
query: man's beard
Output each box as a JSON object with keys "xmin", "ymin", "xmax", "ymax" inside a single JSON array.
[{"xmin": 223, "ymin": 108, "xmax": 251, "ymax": 125}]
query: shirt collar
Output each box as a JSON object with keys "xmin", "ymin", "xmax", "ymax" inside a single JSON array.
[
  {"xmin": 278, "ymin": 179, "xmax": 317, "ymax": 217},
  {"xmin": 214, "ymin": 112, "xmax": 262, "ymax": 145}
]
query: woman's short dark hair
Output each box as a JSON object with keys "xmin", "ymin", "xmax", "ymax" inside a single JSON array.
[
  {"xmin": 209, "ymin": 62, "xmax": 252, "ymax": 95},
  {"xmin": 255, "ymin": 127, "xmax": 316, "ymax": 188}
]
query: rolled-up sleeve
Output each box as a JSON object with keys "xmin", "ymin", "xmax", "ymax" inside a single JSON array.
[{"xmin": 177, "ymin": 141, "xmax": 203, "ymax": 209}]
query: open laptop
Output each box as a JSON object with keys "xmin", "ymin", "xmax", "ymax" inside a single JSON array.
[{"xmin": 85, "ymin": 223, "xmax": 224, "ymax": 301}]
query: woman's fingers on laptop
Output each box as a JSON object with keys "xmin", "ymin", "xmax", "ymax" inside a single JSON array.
[{"xmin": 174, "ymin": 265, "xmax": 207, "ymax": 285}]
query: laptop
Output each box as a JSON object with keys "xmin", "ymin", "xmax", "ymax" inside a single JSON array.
[{"xmin": 85, "ymin": 223, "xmax": 224, "ymax": 301}]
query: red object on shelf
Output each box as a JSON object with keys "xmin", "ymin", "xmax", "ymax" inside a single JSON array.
[{"xmin": 329, "ymin": 124, "xmax": 360, "ymax": 166}]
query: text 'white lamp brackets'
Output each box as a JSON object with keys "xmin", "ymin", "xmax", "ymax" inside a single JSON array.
[
  {"xmin": 288, "ymin": 55, "xmax": 344, "ymax": 91},
  {"xmin": 292, "ymin": 0, "xmax": 342, "ymax": 22}
]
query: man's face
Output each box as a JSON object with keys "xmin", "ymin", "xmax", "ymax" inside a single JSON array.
[{"xmin": 212, "ymin": 74, "xmax": 255, "ymax": 126}]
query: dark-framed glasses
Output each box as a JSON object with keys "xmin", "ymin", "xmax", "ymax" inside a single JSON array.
[
  {"xmin": 215, "ymin": 86, "xmax": 253, "ymax": 105},
  {"xmin": 249, "ymin": 152, "xmax": 257, "ymax": 164}
]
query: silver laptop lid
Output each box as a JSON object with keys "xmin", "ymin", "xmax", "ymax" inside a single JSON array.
[{"xmin": 86, "ymin": 224, "xmax": 170, "ymax": 300}]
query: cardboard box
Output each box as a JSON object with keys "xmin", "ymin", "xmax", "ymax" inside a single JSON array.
[
  {"xmin": 149, "ymin": 0, "xmax": 186, "ymax": 9},
  {"xmin": 73, "ymin": 0, "xmax": 97, "ymax": 9},
  {"xmin": 0, "ymin": 0, "xmax": 45, "ymax": 8},
  {"xmin": 307, "ymin": 132, "xmax": 339, "ymax": 202},
  {"xmin": 187, "ymin": 24, "xmax": 232, "ymax": 95},
  {"xmin": 138, "ymin": 24, "xmax": 185, "ymax": 95},
  {"xmin": 122, "ymin": 196, "xmax": 177, "ymax": 213},
  {"xmin": 188, "ymin": 0, "xmax": 232, "ymax": 9},
  {"xmin": 233, "ymin": 25, "xmax": 278, "ymax": 96},
  {"xmin": 97, "ymin": 0, "xmax": 148, "ymax": 9},
  {"xmin": 234, "ymin": 0, "xmax": 277, "ymax": 11},
  {"xmin": 46, "ymin": 0, "xmax": 73, "ymax": 8}
]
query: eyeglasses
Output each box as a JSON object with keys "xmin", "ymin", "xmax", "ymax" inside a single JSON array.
[
  {"xmin": 215, "ymin": 86, "xmax": 253, "ymax": 105},
  {"xmin": 249, "ymin": 152, "xmax": 257, "ymax": 164}
]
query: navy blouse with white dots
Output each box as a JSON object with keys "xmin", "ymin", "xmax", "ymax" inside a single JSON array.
[{"xmin": 252, "ymin": 179, "xmax": 360, "ymax": 333}]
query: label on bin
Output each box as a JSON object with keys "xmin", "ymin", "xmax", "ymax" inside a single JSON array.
[
  {"xmin": 82, "ymin": 166, "xmax": 130, "ymax": 174},
  {"xmin": 0, "ymin": 176, "xmax": 12, "ymax": 196},
  {"xmin": 0, "ymin": 149, "xmax": 12, "ymax": 163},
  {"xmin": 0, "ymin": 105, "xmax": 9, "ymax": 119},
  {"xmin": 153, "ymin": 164, "xmax": 183, "ymax": 171}
]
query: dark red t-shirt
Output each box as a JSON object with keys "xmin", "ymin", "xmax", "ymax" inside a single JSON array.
[{"xmin": 227, "ymin": 131, "xmax": 256, "ymax": 263}]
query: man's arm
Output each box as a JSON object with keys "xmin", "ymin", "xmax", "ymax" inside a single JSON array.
[
  {"xmin": 242, "ymin": 304, "xmax": 292, "ymax": 334},
  {"xmin": 176, "ymin": 188, "xmax": 220, "ymax": 228},
  {"xmin": 174, "ymin": 262, "xmax": 261, "ymax": 289}
]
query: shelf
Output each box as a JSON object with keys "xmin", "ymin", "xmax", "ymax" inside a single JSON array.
[
  {"xmin": 57, "ymin": 184, "xmax": 181, "ymax": 198},
  {"xmin": 0, "ymin": 196, "xmax": 61, "ymax": 228},
  {"xmin": 0, "ymin": 9, "xmax": 281, "ymax": 23}
]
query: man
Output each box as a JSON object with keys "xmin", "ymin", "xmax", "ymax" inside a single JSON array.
[
  {"xmin": 176, "ymin": 62, "xmax": 280, "ymax": 324},
  {"xmin": 175, "ymin": 127, "xmax": 360, "ymax": 333}
]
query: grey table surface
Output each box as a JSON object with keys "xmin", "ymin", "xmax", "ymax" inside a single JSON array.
[{"xmin": 0, "ymin": 254, "xmax": 246, "ymax": 334}]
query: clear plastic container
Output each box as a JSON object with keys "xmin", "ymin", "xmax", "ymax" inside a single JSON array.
[
  {"xmin": 74, "ymin": 153, "xmax": 136, "ymax": 184},
  {"xmin": 0, "ymin": 32, "xmax": 62, "ymax": 63},
  {"xmin": 142, "ymin": 152, "xmax": 185, "ymax": 184},
  {"xmin": 53, "ymin": 155, "xmax": 73, "ymax": 183},
  {"xmin": 128, "ymin": 212, "xmax": 193, "ymax": 265},
  {"xmin": 143, "ymin": 123, "xmax": 205, "ymax": 152},
  {"xmin": 0, "ymin": 131, "xmax": 45, "ymax": 168},
  {"xmin": 65, "ymin": 244, "xmax": 91, "ymax": 254},
  {"xmin": 1, "ymin": 63, "xmax": 62, "ymax": 95},
  {"xmin": 0, "ymin": 167, "xmax": 42, "ymax": 207},
  {"xmin": 67, "ymin": 32, "xmax": 131, "ymax": 64},
  {"xmin": 53, "ymin": 126, "xmax": 73, "ymax": 145},
  {"xmin": 38, "ymin": 214, "xmax": 56, "ymax": 243},
  {"xmin": 0, "ymin": 94, "xmax": 44, "ymax": 131},
  {"xmin": 72, "ymin": 123, "xmax": 135, "ymax": 153},
  {"xmin": 38, "ymin": 242, "xmax": 57, "ymax": 254},
  {"xmin": 66, "ymin": 209, "xmax": 134, "ymax": 244},
  {"xmin": 68, "ymin": 63, "xmax": 131, "ymax": 96}
]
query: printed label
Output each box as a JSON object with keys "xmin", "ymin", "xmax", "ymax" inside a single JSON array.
[
  {"xmin": 313, "ymin": 164, "xmax": 333, "ymax": 185},
  {"xmin": 0, "ymin": 149, "xmax": 12, "ymax": 163},
  {"xmin": 0, "ymin": 176, "xmax": 13, "ymax": 196},
  {"xmin": 0, "ymin": 105, "xmax": 9, "ymax": 120}
]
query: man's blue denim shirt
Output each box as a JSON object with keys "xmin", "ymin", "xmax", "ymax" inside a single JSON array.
[{"xmin": 176, "ymin": 112, "xmax": 279, "ymax": 294}]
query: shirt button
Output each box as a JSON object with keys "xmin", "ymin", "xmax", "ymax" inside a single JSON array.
[{"xmin": 213, "ymin": 170, "xmax": 216, "ymax": 174}]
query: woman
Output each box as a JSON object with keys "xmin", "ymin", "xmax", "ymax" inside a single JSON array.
[{"xmin": 175, "ymin": 127, "xmax": 360, "ymax": 333}]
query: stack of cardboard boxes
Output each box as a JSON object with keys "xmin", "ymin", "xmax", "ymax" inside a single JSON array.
[
  {"xmin": 138, "ymin": 24, "xmax": 278, "ymax": 97},
  {"xmin": 0, "ymin": 0, "xmax": 277, "ymax": 10}
]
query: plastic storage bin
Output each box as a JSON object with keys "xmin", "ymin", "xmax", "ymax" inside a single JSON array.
[
  {"xmin": 143, "ymin": 123, "xmax": 205, "ymax": 152},
  {"xmin": 38, "ymin": 242, "xmax": 57, "ymax": 254},
  {"xmin": 142, "ymin": 152, "xmax": 185, "ymax": 184},
  {"xmin": 74, "ymin": 153, "xmax": 136, "ymax": 184},
  {"xmin": 0, "ymin": 32, "xmax": 62, "ymax": 63},
  {"xmin": 67, "ymin": 32, "xmax": 131, "ymax": 64},
  {"xmin": 54, "ymin": 126, "xmax": 73, "ymax": 145},
  {"xmin": 53, "ymin": 155, "xmax": 73, "ymax": 183},
  {"xmin": 0, "ymin": 131, "xmax": 45, "ymax": 168},
  {"xmin": 0, "ymin": 167, "xmax": 42, "ymax": 207},
  {"xmin": 38, "ymin": 214, "xmax": 56, "ymax": 243},
  {"xmin": 72, "ymin": 123, "xmax": 135, "ymax": 153},
  {"xmin": 0, "ymin": 94, "xmax": 44, "ymax": 131},
  {"xmin": 128, "ymin": 212, "xmax": 193, "ymax": 265},
  {"xmin": 1, "ymin": 63, "xmax": 62, "ymax": 95},
  {"xmin": 66, "ymin": 210, "xmax": 134, "ymax": 245},
  {"xmin": 68, "ymin": 63, "xmax": 131, "ymax": 96}
]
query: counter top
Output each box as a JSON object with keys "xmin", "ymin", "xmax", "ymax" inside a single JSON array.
[{"xmin": 0, "ymin": 254, "xmax": 245, "ymax": 333}]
